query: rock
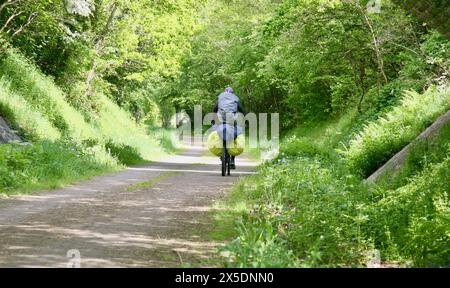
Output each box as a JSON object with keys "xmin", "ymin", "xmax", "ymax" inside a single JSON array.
[{"xmin": 0, "ymin": 116, "xmax": 22, "ymax": 144}]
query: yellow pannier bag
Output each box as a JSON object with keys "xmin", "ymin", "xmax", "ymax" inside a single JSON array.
[
  {"xmin": 228, "ymin": 134, "xmax": 245, "ymax": 156},
  {"xmin": 207, "ymin": 131, "xmax": 223, "ymax": 156},
  {"xmin": 207, "ymin": 131, "xmax": 244, "ymax": 157}
]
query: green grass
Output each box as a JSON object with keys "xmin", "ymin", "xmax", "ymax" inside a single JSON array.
[
  {"xmin": 0, "ymin": 141, "xmax": 119, "ymax": 195},
  {"xmin": 363, "ymin": 124, "xmax": 450, "ymax": 267},
  {"xmin": 95, "ymin": 95, "xmax": 168, "ymax": 160},
  {"xmin": 0, "ymin": 50, "xmax": 173, "ymax": 161},
  {"xmin": 209, "ymin": 181, "xmax": 252, "ymax": 242},
  {"xmin": 339, "ymin": 87, "xmax": 450, "ymax": 178},
  {"xmin": 0, "ymin": 78, "xmax": 61, "ymax": 141},
  {"xmin": 105, "ymin": 141, "xmax": 146, "ymax": 166},
  {"xmin": 365, "ymin": 157, "xmax": 450, "ymax": 266},
  {"xmin": 126, "ymin": 172, "xmax": 180, "ymax": 191},
  {"xmin": 147, "ymin": 127, "xmax": 181, "ymax": 154},
  {"xmin": 375, "ymin": 123, "xmax": 450, "ymax": 190},
  {"xmin": 217, "ymin": 156, "xmax": 370, "ymax": 267},
  {"xmin": 0, "ymin": 50, "xmax": 100, "ymax": 142}
]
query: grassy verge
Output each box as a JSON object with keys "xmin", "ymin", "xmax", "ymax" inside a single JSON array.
[
  {"xmin": 213, "ymin": 86, "xmax": 450, "ymax": 267},
  {"xmin": 0, "ymin": 127, "xmax": 181, "ymax": 196},
  {"xmin": 364, "ymin": 124, "xmax": 450, "ymax": 267},
  {"xmin": 0, "ymin": 141, "xmax": 119, "ymax": 195}
]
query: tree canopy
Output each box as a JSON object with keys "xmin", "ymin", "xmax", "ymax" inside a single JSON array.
[{"xmin": 1, "ymin": 0, "xmax": 448, "ymax": 128}]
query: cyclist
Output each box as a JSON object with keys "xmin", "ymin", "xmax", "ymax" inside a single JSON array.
[{"xmin": 213, "ymin": 87, "xmax": 245, "ymax": 169}]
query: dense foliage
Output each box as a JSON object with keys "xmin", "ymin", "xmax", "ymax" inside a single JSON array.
[
  {"xmin": 1, "ymin": 0, "xmax": 448, "ymax": 125},
  {"xmin": 172, "ymin": 0, "xmax": 448, "ymax": 129}
]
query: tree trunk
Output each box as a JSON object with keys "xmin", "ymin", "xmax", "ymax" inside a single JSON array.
[
  {"xmin": 357, "ymin": 60, "xmax": 366, "ymax": 113},
  {"xmin": 351, "ymin": 0, "xmax": 388, "ymax": 85},
  {"xmin": 360, "ymin": 7, "xmax": 388, "ymax": 84}
]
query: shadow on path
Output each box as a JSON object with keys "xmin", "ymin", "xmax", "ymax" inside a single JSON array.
[{"xmin": 0, "ymin": 142, "xmax": 258, "ymax": 267}]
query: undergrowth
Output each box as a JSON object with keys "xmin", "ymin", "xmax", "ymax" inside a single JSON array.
[{"xmin": 215, "ymin": 86, "xmax": 450, "ymax": 267}]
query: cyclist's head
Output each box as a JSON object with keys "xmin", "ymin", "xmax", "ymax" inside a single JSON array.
[{"xmin": 225, "ymin": 87, "xmax": 234, "ymax": 93}]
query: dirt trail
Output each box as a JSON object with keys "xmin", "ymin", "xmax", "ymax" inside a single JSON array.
[{"xmin": 0, "ymin": 141, "xmax": 258, "ymax": 267}]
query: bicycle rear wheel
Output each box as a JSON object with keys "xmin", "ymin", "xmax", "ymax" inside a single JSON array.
[{"xmin": 221, "ymin": 146, "xmax": 227, "ymax": 176}]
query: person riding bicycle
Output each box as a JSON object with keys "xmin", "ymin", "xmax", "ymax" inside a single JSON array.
[{"xmin": 213, "ymin": 87, "xmax": 245, "ymax": 169}]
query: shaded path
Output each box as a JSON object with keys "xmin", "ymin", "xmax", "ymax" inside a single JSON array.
[{"xmin": 0, "ymin": 141, "xmax": 258, "ymax": 267}]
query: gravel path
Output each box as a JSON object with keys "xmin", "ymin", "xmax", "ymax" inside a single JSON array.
[{"xmin": 0, "ymin": 142, "xmax": 258, "ymax": 267}]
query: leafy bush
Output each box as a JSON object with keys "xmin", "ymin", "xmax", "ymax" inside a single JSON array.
[{"xmin": 340, "ymin": 87, "xmax": 450, "ymax": 177}]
